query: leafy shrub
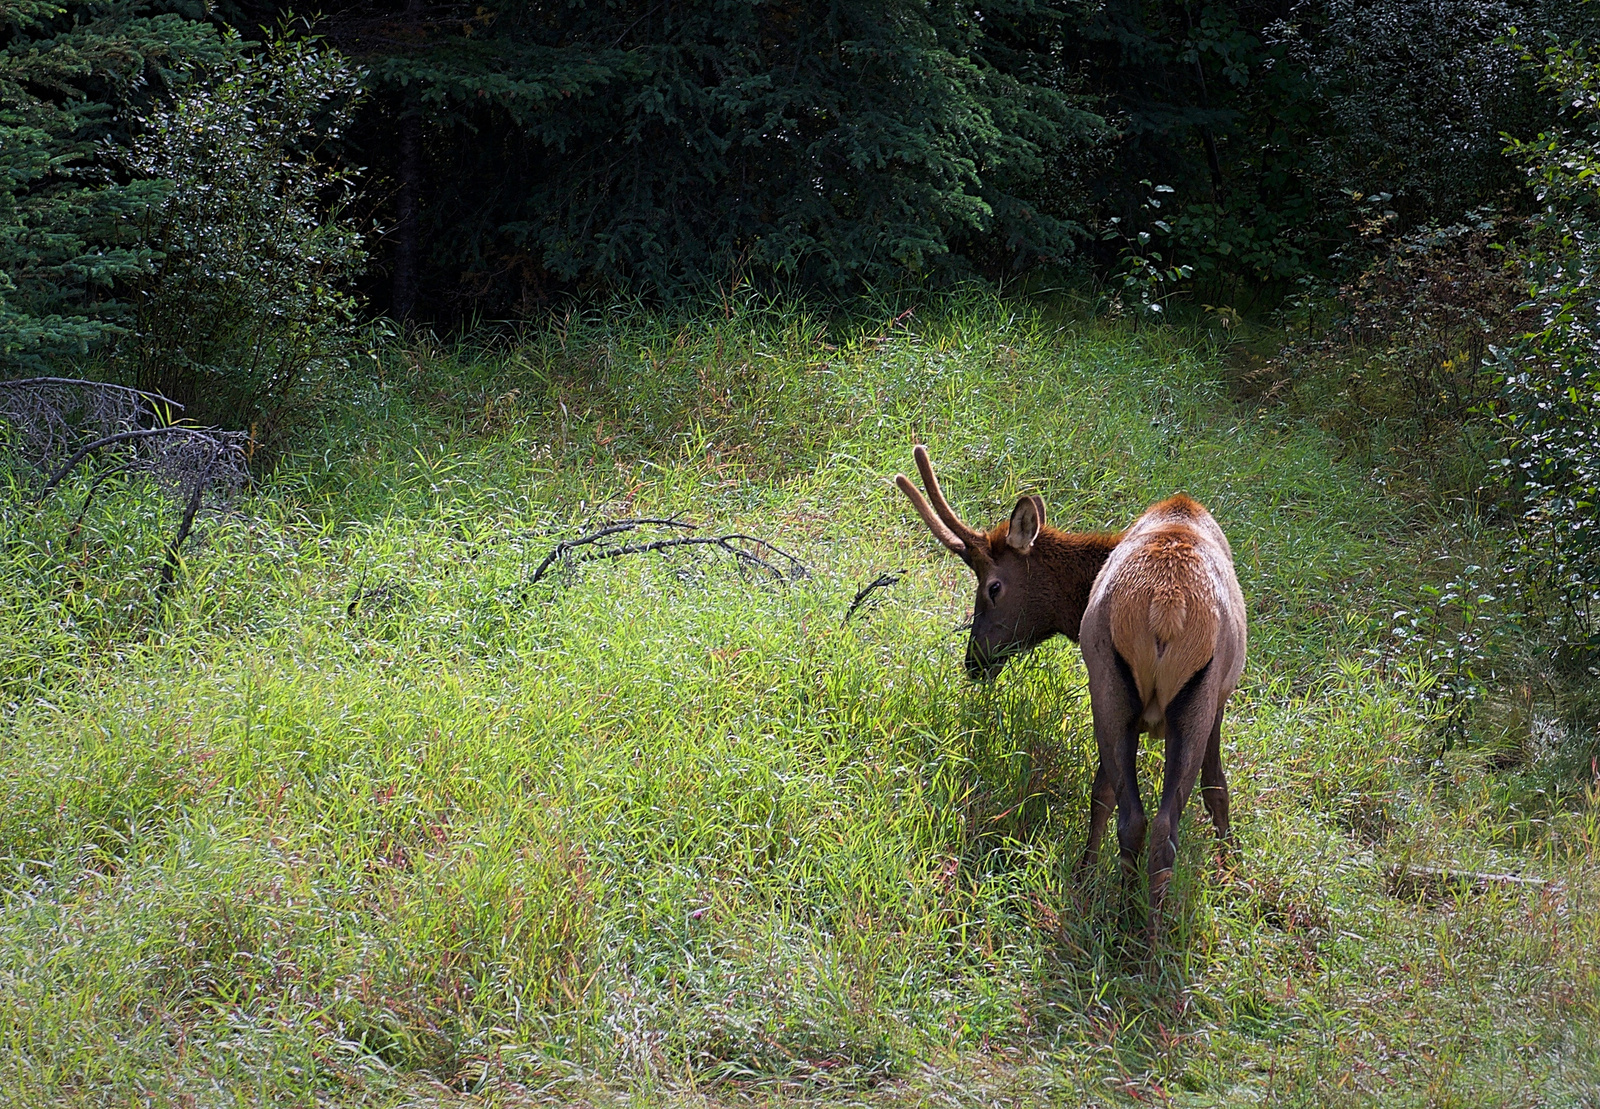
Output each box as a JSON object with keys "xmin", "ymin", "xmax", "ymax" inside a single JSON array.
[
  {"xmin": 1496, "ymin": 33, "xmax": 1600, "ymax": 669},
  {"xmin": 1390, "ymin": 564, "xmax": 1517, "ymax": 755},
  {"xmin": 1329, "ymin": 209, "xmax": 1528, "ymax": 435},
  {"xmin": 1255, "ymin": 204, "xmax": 1529, "ymax": 490},
  {"xmin": 1101, "ymin": 183, "xmax": 1192, "ymax": 319},
  {"xmin": 1291, "ymin": 0, "xmax": 1574, "ymax": 227},
  {"xmin": 118, "ymin": 32, "xmax": 367, "ymax": 436},
  {"xmin": 1167, "ymin": 198, "xmax": 1314, "ymax": 287},
  {"xmin": 1065, "ymin": 1, "xmax": 1600, "ymax": 297}
]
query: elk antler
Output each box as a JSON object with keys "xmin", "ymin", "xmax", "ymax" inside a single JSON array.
[{"xmin": 895, "ymin": 444, "xmax": 984, "ymax": 557}]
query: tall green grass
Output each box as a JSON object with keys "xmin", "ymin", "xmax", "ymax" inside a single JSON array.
[{"xmin": 1, "ymin": 295, "xmax": 1596, "ymax": 1105}]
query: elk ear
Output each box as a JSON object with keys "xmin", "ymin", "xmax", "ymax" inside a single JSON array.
[{"xmin": 1007, "ymin": 495, "xmax": 1044, "ymax": 554}]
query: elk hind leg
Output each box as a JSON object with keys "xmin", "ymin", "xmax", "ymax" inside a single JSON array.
[
  {"xmin": 1146, "ymin": 663, "xmax": 1214, "ymax": 930},
  {"xmin": 1077, "ymin": 757, "xmax": 1117, "ymax": 878},
  {"xmin": 1200, "ymin": 705, "xmax": 1231, "ymax": 854},
  {"xmin": 1102, "ymin": 651, "xmax": 1148, "ymax": 888}
]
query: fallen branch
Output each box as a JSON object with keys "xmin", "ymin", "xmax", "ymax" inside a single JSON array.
[
  {"xmin": 68, "ymin": 461, "xmax": 137, "ymax": 537},
  {"xmin": 345, "ymin": 569, "xmax": 413, "ymax": 618},
  {"xmin": 842, "ymin": 571, "xmax": 901, "ymax": 625},
  {"xmin": 1, "ymin": 377, "xmax": 249, "ymax": 589},
  {"xmin": 160, "ymin": 458, "xmax": 211, "ymax": 586},
  {"xmin": 530, "ymin": 518, "xmax": 808, "ymax": 584},
  {"xmin": 1387, "ymin": 862, "xmax": 1563, "ymax": 899},
  {"xmin": 0, "ymin": 376, "xmax": 177, "ymax": 405},
  {"xmin": 530, "ymin": 517, "xmax": 694, "ymax": 582}
]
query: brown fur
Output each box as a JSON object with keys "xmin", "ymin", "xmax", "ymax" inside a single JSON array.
[
  {"xmin": 985, "ymin": 522, "xmax": 1125, "ymax": 642},
  {"xmin": 893, "ymin": 445, "xmax": 1122, "ymax": 675},
  {"xmin": 896, "ymin": 450, "xmax": 1247, "ymax": 941}
]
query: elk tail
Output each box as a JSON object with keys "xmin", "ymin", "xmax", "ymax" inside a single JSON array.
[{"xmin": 1149, "ymin": 589, "xmax": 1188, "ymax": 656}]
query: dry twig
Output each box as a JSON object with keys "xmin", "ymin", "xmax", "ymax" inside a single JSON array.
[{"xmin": 842, "ymin": 571, "xmax": 902, "ymax": 625}]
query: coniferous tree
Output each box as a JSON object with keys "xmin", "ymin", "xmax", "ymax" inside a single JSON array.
[
  {"xmin": 0, "ymin": 0, "xmax": 224, "ymax": 371},
  {"xmin": 325, "ymin": 0, "xmax": 1109, "ymax": 316}
]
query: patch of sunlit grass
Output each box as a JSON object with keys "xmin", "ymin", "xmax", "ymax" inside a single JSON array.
[{"xmin": 1, "ymin": 293, "xmax": 1595, "ymax": 1104}]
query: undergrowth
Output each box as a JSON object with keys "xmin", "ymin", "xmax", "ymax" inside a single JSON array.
[{"xmin": 1, "ymin": 294, "xmax": 1596, "ymax": 1105}]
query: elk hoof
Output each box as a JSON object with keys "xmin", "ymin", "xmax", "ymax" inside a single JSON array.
[{"xmin": 1074, "ymin": 850, "xmax": 1097, "ymax": 884}]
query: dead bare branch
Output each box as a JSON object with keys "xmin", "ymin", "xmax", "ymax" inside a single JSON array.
[
  {"xmin": 37, "ymin": 426, "xmax": 242, "ymax": 500},
  {"xmin": 161, "ymin": 460, "xmax": 211, "ymax": 585},
  {"xmin": 0, "ymin": 376, "xmax": 160, "ymax": 467},
  {"xmin": 530, "ymin": 518, "xmax": 808, "ymax": 584},
  {"xmin": 1387, "ymin": 862, "xmax": 1563, "ymax": 900},
  {"xmin": 1, "ymin": 377, "xmax": 250, "ymax": 588},
  {"xmin": 69, "ymin": 461, "xmax": 137, "ymax": 535},
  {"xmin": 530, "ymin": 517, "xmax": 695, "ymax": 582},
  {"xmin": 0, "ymin": 377, "xmax": 177, "ymax": 405}
]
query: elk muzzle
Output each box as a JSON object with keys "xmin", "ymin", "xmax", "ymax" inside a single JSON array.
[{"xmin": 964, "ymin": 630, "xmax": 1022, "ymax": 681}]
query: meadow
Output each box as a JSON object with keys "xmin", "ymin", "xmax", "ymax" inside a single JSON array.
[{"xmin": 1, "ymin": 297, "xmax": 1596, "ymax": 1106}]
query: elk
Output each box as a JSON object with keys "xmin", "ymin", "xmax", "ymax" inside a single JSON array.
[{"xmin": 895, "ymin": 444, "xmax": 1246, "ymax": 930}]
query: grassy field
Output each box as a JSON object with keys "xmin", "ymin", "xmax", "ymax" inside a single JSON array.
[{"xmin": 1, "ymin": 296, "xmax": 1597, "ymax": 1106}]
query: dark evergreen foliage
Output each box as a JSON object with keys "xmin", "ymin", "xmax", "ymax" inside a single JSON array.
[
  {"xmin": 291, "ymin": 0, "xmax": 1600, "ymax": 316},
  {"xmin": 9, "ymin": 0, "xmax": 1600, "ymax": 337},
  {"xmin": 325, "ymin": 0, "xmax": 1109, "ymax": 315}
]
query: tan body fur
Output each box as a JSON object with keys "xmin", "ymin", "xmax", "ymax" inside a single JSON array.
[
  {"xmin": 1098, "ymin": 497, "xmax": 1242, "ymax": 734},
  {"xmin": 896, "ymin": 448, "xmax": 1247, "ymax": 936}
]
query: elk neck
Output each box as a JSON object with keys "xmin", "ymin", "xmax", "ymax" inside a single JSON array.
[{"xmin": 1000, "ymin": 524, "xmax": 1123, "ymax": 642}]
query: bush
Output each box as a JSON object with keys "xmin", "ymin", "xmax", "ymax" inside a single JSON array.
[
  {"xmin": 1292, "ymin": 0, "xmax": 1576, "ymax": 228},
  {"xmin": 1253, "ymin": 204, "xmax": 1529, "ymax": 493},
  {"xmin": 118, "ymin": 32, "xmax": 367, "ymax": 436},
  {"xmin": 1064, "ymin": 1, "xmax": 1600, "ymax": 296},
  {"xmin": 1497, "ymin": 33, "xmax": 1600, "ymax": 667}
]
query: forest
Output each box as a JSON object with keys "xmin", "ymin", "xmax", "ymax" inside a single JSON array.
[{"xmin": 1, "ymin": 1, "xmax": 1599, "ymax": 1104}]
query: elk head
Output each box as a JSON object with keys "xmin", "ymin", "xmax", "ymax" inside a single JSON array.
[{"xmin": 895, "ymin": 444, "xmax": 1108, "ymax": 680}]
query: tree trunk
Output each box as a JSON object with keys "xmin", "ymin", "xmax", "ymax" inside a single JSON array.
[
  {"xmin": 393, "ymin": 95, "xmax": 421, "ymax": 320},
  {"xmin": 392, "ymin": 0, "xmax": 427, "ymax": 320},
  {"xmin": 1182, "ymin": 4, "xmax": 1225, "ymax": 205}
]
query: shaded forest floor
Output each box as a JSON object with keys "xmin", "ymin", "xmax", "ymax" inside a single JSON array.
[{"xmin": 2, "ymin": 297, "xmax": 1597, "ymax": 1106}]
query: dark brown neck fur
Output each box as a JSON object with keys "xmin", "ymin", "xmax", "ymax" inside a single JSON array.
[{"xmin": 1002, "ymin": 525, "xmax": 1122, "ymax": 642}]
